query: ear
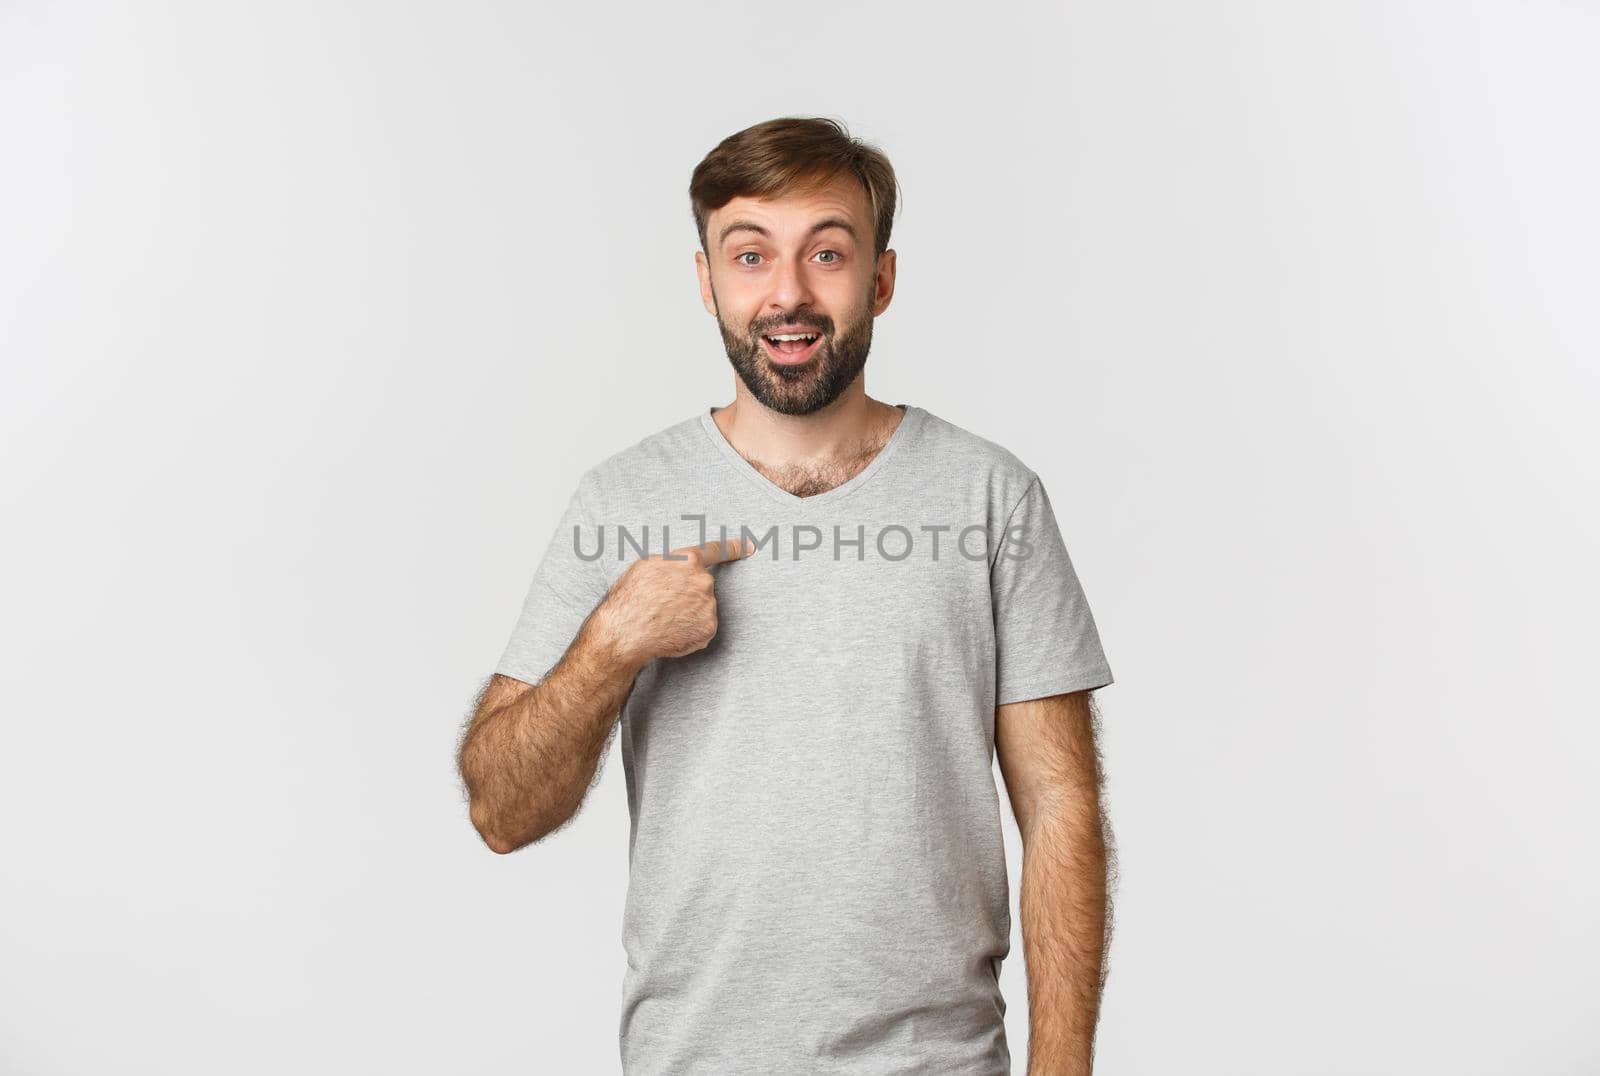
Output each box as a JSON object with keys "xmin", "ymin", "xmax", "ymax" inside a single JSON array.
[
  {"xmin": 871, "ymin": 248, "xmax": 897, "ymax": 317},
  {"xmin": 695, "ymin": 249, "xmax": 717, "ymax": 317}
]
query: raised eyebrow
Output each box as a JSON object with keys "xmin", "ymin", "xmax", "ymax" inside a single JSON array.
[
  {"xmin": 718, "ymin": 217, "xmax": 858, "ymax": 249},
  {"xmin": 804, "ymin": 218, "xmax": 857, "ymax": 243}
]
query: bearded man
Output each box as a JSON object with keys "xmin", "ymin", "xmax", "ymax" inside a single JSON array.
[{"xmin": 459, "ymin": 115, "xmax": 1117, "ymax": 1076}]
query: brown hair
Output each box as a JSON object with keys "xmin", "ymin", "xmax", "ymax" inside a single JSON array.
[{"xmin": 689, "ymin": 116, "xmax": 901, "ymax": 260}]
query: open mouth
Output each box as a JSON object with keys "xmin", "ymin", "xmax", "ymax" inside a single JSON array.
[{"xmin": 760, "ymin": 331, "xmax": 823, "ymax": 365}]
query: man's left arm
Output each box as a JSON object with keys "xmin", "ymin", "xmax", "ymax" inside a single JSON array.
[{"xmin": 994, "ymin": 688, "xmax": 1113, "ymax": 1076}]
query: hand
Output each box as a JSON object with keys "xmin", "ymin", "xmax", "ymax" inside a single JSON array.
[{"xmin": 592, "ymin": 536, "xmax": 753, "ymax": 667}]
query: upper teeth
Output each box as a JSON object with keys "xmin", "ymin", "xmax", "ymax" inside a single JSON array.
[{"xmin": 769, "ymin": 333, "xmax": 817, "ymax": 341}]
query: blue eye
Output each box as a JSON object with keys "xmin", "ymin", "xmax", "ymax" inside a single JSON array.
[{"xmin": 736, "ymin": 251, "xmax": 842, "ymax": 267}]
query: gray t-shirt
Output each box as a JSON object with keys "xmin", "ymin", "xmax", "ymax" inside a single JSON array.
[{"xmin": 495, "ymin": 402, "xmax": 1113, "ymax": 1075}]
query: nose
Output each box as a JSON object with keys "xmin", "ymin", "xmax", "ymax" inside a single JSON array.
[{"xmin": 767, "ymin": 253, "xmax": 815, "ymax": 318}]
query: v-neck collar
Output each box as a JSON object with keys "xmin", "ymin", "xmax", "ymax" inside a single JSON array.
[{"xmin": 698, "ymin": 402, "xmax": 925, "ymax": 509}]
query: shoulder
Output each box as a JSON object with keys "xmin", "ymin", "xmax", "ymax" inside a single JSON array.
[
  {"xmin": 910, "ymin": 405, "xmax": 1041, "ymax": 511},
  {"xmin": 571, "ymin": 410, "xmax": 707, "ymax": 508}
]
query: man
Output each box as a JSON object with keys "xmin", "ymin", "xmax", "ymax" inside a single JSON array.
[{"xmin": 457, "ymin": 116, "xmax": 1116, "ymax": 1075}]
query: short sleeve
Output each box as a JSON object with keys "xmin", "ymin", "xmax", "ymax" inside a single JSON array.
[
  {"xmin": 494, "ymin": 480, "xmax": 613, "ymax": 686},
  {"xmin": 990, "ymin": 473, "xmax": 1114, "ymax": 705}
]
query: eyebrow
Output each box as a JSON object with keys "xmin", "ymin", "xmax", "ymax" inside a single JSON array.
[{"xmin": 717, "ymin": 216, "xmax": 858, "ymax": 249}]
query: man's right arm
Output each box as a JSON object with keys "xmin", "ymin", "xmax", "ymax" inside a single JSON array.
[
  {"xmin": 458, "ymin": 535, "xmax": 751, "ymax": 854},
  {"xmin": 458, "ymin": 603, "xmax": 646, "ymax": 854}
]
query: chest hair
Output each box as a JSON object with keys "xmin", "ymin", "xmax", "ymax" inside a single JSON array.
[{"xmin": 746, "ymin": 429, "xmax": 893, "ymax": 498}]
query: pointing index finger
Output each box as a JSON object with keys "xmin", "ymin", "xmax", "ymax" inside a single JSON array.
[{"xmin": 694, "ymin": 536, "xmax": 752, "ymax": 566}]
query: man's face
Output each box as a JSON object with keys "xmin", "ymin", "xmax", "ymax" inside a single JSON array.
[{"xmin": 695, "ymin": 175, "xmax": 896, "ymax": 416}]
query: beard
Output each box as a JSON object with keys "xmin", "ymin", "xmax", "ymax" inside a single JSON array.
[{"xmin": 712, "ymin": 281, "xmax": 876, "ymax": 417}]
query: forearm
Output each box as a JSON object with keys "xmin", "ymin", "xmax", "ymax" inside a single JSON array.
[
  {"xmin": 1019, "ymin": 794, "xmax": 1110, "ymax": 1076},
  {"xmin": 461, "ymin": 603, "xmax": 643, "ymax": 852}
]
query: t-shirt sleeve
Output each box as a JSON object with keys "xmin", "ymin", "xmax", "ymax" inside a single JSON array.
[
  {"xmin": 990, "ymin": 472, "xmax": 1114, "ymax": 705},
  {"xmin": 494, "ymin": 480, "xmax": 613, "ymax": 686}
]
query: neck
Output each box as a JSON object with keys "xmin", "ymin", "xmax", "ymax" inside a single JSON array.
[{"xmin": 711, "ymin": 384, "xmax": 902, "ymax": 467}]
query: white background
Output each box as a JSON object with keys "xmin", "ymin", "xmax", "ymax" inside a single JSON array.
[{"xmin": 3, "ymin": 2, "xmax": 1596, "ymax": 1073}]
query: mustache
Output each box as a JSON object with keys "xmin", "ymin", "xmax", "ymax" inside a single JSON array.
[{"xmin": 753, "ymin": 321, "xmax": 829, "ymax": 336}]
